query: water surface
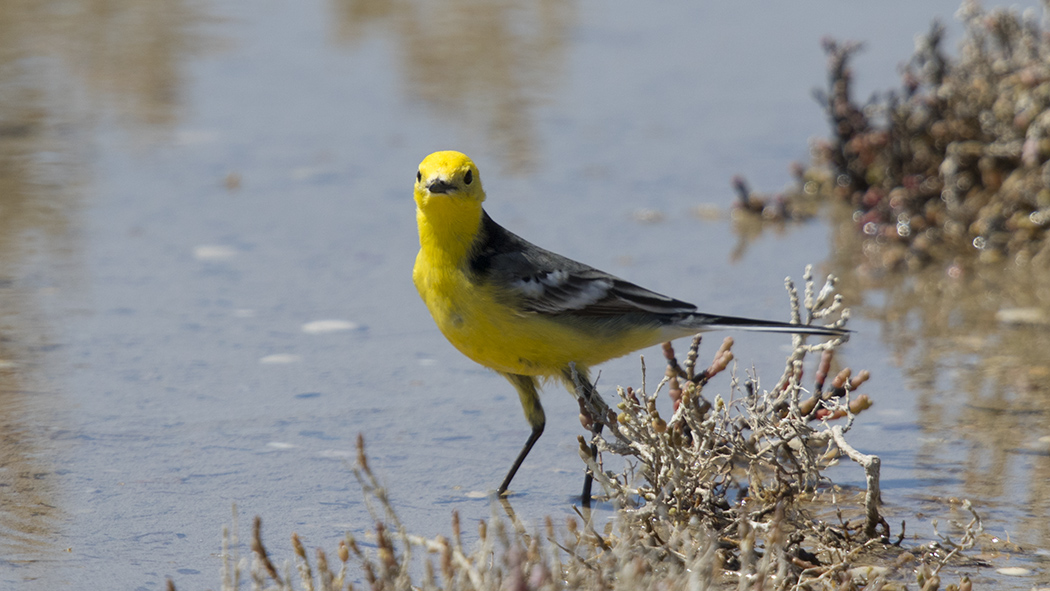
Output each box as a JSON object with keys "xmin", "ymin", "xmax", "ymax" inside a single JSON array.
[{"xmin": 0, "ymin": 0, "xmax": 1045, "ymax": 588}]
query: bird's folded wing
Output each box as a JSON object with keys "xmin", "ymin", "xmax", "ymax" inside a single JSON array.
[
  {"xmin": 511, "ymin": 266, "xmax": 696, "ymax": 317},
  {"xmin": 470, "ymin": 213, "xmax": 696, "ymax": 319}
]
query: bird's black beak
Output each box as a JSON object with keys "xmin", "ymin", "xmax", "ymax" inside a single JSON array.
[{"xmin": 427, "ymin": 179, "xmax": 454, "ymax": 194}]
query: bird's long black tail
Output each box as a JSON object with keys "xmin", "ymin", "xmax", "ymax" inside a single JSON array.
[{"xmin": 679, "ymin": 312, "xmax": 848, "ymax": 337}]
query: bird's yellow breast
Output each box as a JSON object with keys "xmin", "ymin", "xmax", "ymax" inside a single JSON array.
[{"xmin": 413, "ymin": 250, "xmax": 663, "ymax": 377}]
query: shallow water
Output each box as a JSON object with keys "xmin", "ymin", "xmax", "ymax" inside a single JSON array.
[{"xmin": 0, "ymin": 0, "xmax": 1047, "ymax": 588}]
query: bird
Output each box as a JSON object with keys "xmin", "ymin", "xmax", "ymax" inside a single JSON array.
[{"xmin": 411, "ymin": 150, "xmax": 847, "ymax": 502}]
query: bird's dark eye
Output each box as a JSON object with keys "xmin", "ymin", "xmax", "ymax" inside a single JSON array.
[
  {"xmin": 464, "ymin": 169, "xmax": 473, "ymax": 185},
  {"xmin": 416, "ymin": 171, "xmax": 422, "ymax": 183}
]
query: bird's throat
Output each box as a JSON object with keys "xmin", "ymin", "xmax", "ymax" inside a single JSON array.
[{"xmin": 415, "ymin": 198, "xmax": 483, "ymax": 266}]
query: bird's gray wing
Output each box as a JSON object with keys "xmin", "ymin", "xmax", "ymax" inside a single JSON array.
[{"xmin": 469, "ymin": 212, "xmax": 697, "ymax": 318}]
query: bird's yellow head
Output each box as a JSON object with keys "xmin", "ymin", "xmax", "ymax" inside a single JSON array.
[
  {"xmin": 414, "ymin": 151, "xmax": 485, "ymax": 208},
  {"xmin": 414, "ymin": 151, "xmax": 487, "ymax": 256}
]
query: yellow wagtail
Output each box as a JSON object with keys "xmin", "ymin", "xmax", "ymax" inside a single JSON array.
[{"xmin": 412, "ymin": 150, "xmax": 847, "ymax": 500}]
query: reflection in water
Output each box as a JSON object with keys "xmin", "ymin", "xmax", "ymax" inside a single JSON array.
[
  {"xmin": 21, "ymin": 2, "xmax": 211, "ymax": 129},
  {"xmin": 331, "ymin": 0, "xmax": 576, "ymax": 174},
  {"xmin": 0, "ymin": 2, "xmax": 74, "ymax": 559},
  {"xmin": 0, "ymin": 358, "xmax": 59, "ymax": 562},
  {"xmin": 0, "ymin": 0, "xmax": 210, "ymax": 566},
  {"xmin": 816, "ymin": 208, "xmax": 1050, "ymax": 550},
  {"xmin": 731, "ymin": 178, "xmax": 1050, "ymax": 546}
]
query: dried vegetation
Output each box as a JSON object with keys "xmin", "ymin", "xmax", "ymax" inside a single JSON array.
[
  {"xmin": 169, "ymin": 272, "xmax": 988, "ymax": 591},
  {"xmin": 736, "ymin": 0, "xmax": 1050, "ymax": 276}
]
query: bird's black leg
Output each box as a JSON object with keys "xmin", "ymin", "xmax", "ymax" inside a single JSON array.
[
  {"xmin": 581, "ymin": 424, "xmax": 603, "ymax": 505},
  {"xmin": 497, "ymin": 422, "xmax": 544, "ymax": 496},
  {"xmin": 564, "ymin": 365, "xmax": 603, "ymax": 507},
  {"xmin": 497, "ymin": 373, "xmax": 545, "ymax": 497}
]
